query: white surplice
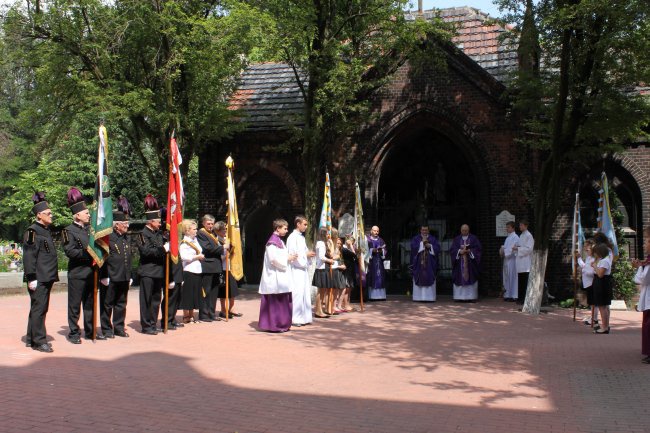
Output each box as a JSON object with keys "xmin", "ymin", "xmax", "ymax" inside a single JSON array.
[
  {"xmin": 502, "ymin": 232, "xmax": 519, "ymax": 299},
  {"xmin": 287, "ymin": 230, "xmax": 313, "ymax": 325},
  {"xmin": 258, "ymin": 243, "xmax": 290, "ymax": 295},
  {"xmin": 413, "ymin": 241, "xmax": 436, "ymax": 302}
]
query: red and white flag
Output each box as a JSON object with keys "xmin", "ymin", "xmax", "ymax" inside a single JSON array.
[{"xmin": 167, "ymin": 135, "xmax": 184, "ymax": 263}]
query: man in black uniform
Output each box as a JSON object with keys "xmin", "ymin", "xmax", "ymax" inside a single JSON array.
[
  {"xmin": 23, "ymin": 193, "xmax": 58, "ymax": 353},
  {"xmin": 63, "ymin": 187, "xmax": 103, "ymax": 343},
  {"xmin": 160, "ymin": 207, "xmax": 184, "ymax": 331},
  {"xmin": 101, "ymin": 210, "xmax": 133, "ymax": 338},
  {"xmin": 197, "ymin": 214, "xmax": 224, "ymax": 322},
  {"xmin": 138, "ymin": 194, "xmax": 168, "ymax": 335}
]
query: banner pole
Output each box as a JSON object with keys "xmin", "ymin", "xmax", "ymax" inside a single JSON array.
[
  {"xmin": 164, "ymin": 252, "xmax": 169, "ymax": 333},
  {"xmin": 93, "ymin": 267, "xmax": 98, "ymax": 341}
]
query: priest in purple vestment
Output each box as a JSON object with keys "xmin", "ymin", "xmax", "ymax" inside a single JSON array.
[
  {"xmin": 410, "ymin": 226, "xmax": 440, "ymax": 302},
  {"xmin": 366, "ymin": 225, "xmax": 387, "ymax": 300},
  {"xmin": 449, "ymin": 224, "xmax": 482, "ymax": 301}
]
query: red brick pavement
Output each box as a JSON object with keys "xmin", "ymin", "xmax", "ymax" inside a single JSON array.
[{"xmin": 0, "ymin": 289, "xmax": 649, "ymax": 433}]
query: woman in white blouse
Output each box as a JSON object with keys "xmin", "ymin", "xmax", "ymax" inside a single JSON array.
[
  {"xmin": 632, "ymin": 234, "xmax": 650, "ymax": 363},
  {"xmin": 179, "ymin": 219, "xmax": 204, "ymax": 323}
]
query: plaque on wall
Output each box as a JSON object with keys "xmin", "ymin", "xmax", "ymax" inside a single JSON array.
[{"xmin": 496, "ymin": 211, "xmax": 515, "ymax": 237}]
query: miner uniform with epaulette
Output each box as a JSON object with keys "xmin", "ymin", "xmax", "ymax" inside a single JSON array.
[{"xmin": 23, "ymin": 193, "xmax": 58, "ymax": 353}]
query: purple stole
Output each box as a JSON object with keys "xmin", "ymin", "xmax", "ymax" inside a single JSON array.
[
  {"xmin": 450, "ymin": 234, "xmax": 482, "ymax": 286},
  {"xmin": 410, "ymin": 235, "xmax": 440, "ymax": 286}
]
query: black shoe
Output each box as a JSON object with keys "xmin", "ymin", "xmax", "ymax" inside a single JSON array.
[
  {"xmin": 165, "ymin": 324, "xmax": 177, "ymax": 330},
  {"xmin": 143, "ymin": 329, "xmax": 158, "ymax": 335},
  {"xmin": 104, "ymin": 333, "xmax": 115, "ymax": 339},
  {"xmin": 198, "ymin": 318, "xmax": 213, "ymax": 323},
  {"xmin": 68, "ymin": 335, "xmax": 82, "ymax": 344},
  {"xmin": 231, "ymin": 312, "xmax": 243, "ymax": 317},
  {"xmin": 32, "ymin": 343, "xmax": 53, "ymax": 353},
  {"xmin": 172, "ymin": 322, "xmax": 184, "ymax": 328},
  {"xmin": 642, "ymin": 356, "xmax": 650, "ymax": 364},
  {"xmin": 114, "ymin": 331, "xmax": 130, "ymax": 338},
  {"xmin": 25, "ymin": 341, "xmax": 32, "ymax": 348},
  {"xmin": 594, "ymin": 327, "xmax": 610, "ymax": 334},
  {"xmin": 87, "ymin": 334, "xmax": 107, "ymax": 341}
]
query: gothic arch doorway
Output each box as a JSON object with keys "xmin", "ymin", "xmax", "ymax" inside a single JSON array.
[
  {"xmin": 578, "ymin": 161, "xmax": 643, "ymax": 258},
  {"xmin": 368, "ymin": 114, "xmax": 490, "ymax": 294}
]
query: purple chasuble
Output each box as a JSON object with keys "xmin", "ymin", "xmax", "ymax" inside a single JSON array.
[
  {"xmin": 410, "ymin": 234, "xmax": 440, "ymax": 286},
  {"xmin": 366, "ymin": 235, "xmax": 386, "ymax": 289},
  {"xmin": 449, "ymin": 234, "xmax": 482, "ymax": 286}
]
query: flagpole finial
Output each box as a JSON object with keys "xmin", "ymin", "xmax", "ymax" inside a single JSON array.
[{"xmin": 225, "ymin": 156, "xmax": 234, "ymax": 169}]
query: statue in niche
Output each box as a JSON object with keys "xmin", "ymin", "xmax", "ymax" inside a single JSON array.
[{"xmin": 433, "ymin": 162, "xmax": 447, "ymax": 203}]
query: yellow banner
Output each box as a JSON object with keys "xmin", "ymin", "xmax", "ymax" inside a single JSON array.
[{"xmin": 225, "ymin": 156, "xmax": 244, "ymax": 280}]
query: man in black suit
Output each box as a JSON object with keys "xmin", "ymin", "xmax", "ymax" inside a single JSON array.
[
  {"xmin": 138, "ymin": 195, "xmax": 168, "ymax": 335},
  {"xmin": 63, "ymin": 187, "xmax": 101, "ymax": 343},
  {"xmin": 101, "ymin": 211, "xmax": 133, "ymax": 338},
  {"xmin": 23, "ymin": 193, "xmax": 58, "ymax": 353},
  {"xmin": 197, "ymin": 214, "xmax": 224, "ymax": 322}
]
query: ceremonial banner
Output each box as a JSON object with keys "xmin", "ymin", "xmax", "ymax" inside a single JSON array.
[
  {"xmin": 354, "ymin": 182, "xmax": 369, "ymax": 272},
  {"xmin": 597, "ymin": 172, "xmax": 619, "ymax": 259},
  {"xmin": 166, "ymin": 135, "xmax": 184, "ymax": 263},
  {"xmin": 225, "ymin": 156, "xmax": 244, "ymax": 280},
  {"xmin": 571, "ymin": 193, "xmax": 585, "ymax": 275},
  {"xmin": 87, "ymin": 125, "xmax": 113, "ymax": 267},
  {"xmin": 319, "ymin": 172, "xmax": 332, "ymax": 237}
]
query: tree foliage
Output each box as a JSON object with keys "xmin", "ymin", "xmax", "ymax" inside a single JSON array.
[
  {"xmin": 1, "ymin": 0, "xmax": 269, "ymax": 186},
  {"xmin": 497, "ymin": 0, "xmax": 650, "ymax": 313},
  {"xmin": 244, "ymin": 0, "xmax": 453, "ymax": 228}
]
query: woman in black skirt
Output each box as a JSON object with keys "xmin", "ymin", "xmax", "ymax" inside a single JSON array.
[
  {"xmin": 591, "ymin": 243, "xmax": 613, "ymax": 334},
  {"xmin": 179, "ymin": 220, "xmax": 204, "ymax": 323},
  {"xmin": 312, "ymin": 227, "xmax": 334, "ymax": 318}
]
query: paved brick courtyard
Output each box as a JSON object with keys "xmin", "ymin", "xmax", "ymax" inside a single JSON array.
[{"xmin": 1, "ymin": 289, "xmax": 649, "ymax": 433}]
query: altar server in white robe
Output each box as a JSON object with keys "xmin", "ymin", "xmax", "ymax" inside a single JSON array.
[
  {"xmin": 287, "ymin": 216, "xmax": 315, "ymax": 327},
  {"xmin": 500, "ymin": 221, "xmax": 519, "ymax": 301},
  {"xmin": 513, "ymin": 220, "xmax": 534, "ymax": 305}
]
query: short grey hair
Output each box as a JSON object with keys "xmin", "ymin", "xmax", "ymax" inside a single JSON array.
[{"xmin": 202, "ymin": 214, "xmax": 215, "ymax": 224}]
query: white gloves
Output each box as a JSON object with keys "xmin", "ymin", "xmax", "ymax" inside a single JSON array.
[
  {"xmin": 100, "ymin": 278, "xmax": 109, "ymax": 286},
  {"xmin": 28, "ymin": 280, "xmax": 37, "ymax": 290},
  {"xmin": 164, "ymin": 242, "xmax": 170, "ymax": 252},
  {"xmin": 169, "ymin": 281, "xmax": 175, "ymax": 289}
]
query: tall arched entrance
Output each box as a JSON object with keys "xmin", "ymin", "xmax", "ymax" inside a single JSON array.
[
  {"xmin": 366, "ymin": 111, "xmax": 491, "ymax": 294},
  {"xmin": 578, "ymin": 160, "xmax": 643, "ymax": 258}
]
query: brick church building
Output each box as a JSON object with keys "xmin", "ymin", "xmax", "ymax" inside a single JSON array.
[{"xmin": 199, "ymin": 7, "xmax": 649, "ymax": 295}]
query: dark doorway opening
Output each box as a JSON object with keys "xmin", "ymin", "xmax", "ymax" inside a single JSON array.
[{"xmin": 374, "ymin": 126, "xmax": 481, "ymax": 294}]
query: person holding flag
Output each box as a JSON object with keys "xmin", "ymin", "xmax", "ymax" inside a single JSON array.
[{"xmin": 63, "ymin": 187, "xmax": 103, "ymax": 343}]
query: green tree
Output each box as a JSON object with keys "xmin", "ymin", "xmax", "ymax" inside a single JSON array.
[
  {"xmin": 498, "ymin": 0, "xmax": 650, "ymax": 313},
  {"xmin": 244, "ymin": 0, "xmax": 453, "ymax": 228},
  {"xmin": 1, "ymin": 0, "xmax": 269, "ymax": 191}
]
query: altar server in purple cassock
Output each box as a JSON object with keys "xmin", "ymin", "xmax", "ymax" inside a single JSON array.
[
  {"xmin": 450, "ymin": 224, "xmax": 482, "ymax": 302},
  {"xmin": 411, "ymin": 226, "xmax": 441, "ymax": 302},
  {"xmin": 258, "ymin": 219, "xmax": 297, "ymax": 332},
  {"xmin": 366, "ymin": 226, "xmax": 387, "ymax": 300}
]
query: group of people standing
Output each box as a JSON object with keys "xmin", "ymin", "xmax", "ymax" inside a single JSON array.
[
  {"xmin": 500, "ymin": 220, "xmax": 535, "ymax": 304},
  {"xmin": 365, "ymin": 224, "xmax": 483, "ymax": 303},
  {"xmin": 257, "ymin": 216, "xmax": 359, "ymax": 333},
  {"xmin": 23, "ymin": 191, "xmax": 240, "ymax": 353}
]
